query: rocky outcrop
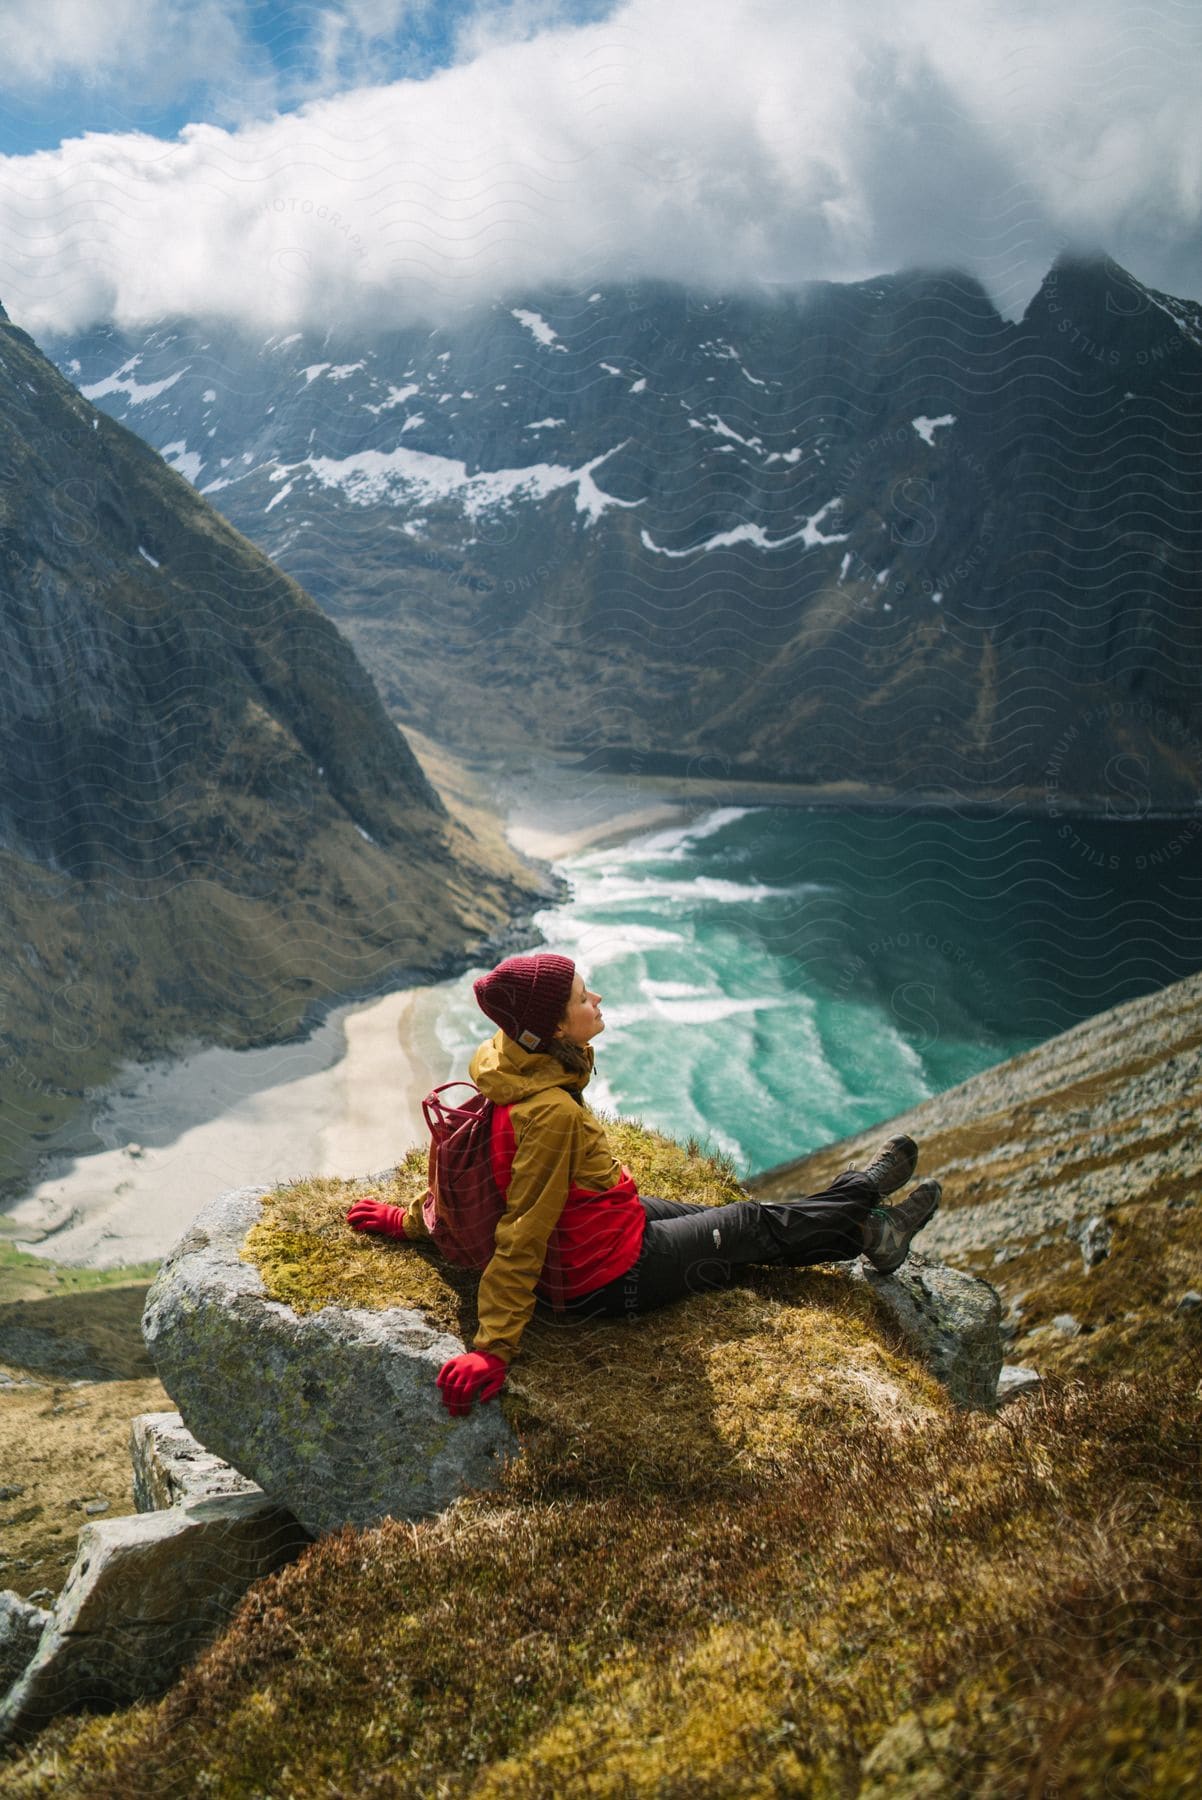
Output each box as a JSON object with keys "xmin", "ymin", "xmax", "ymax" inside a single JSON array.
[
  {"xmin": 0, "ymin": 1593, "xmax": 49, "ymax": 1693},
  {"xmin": 131, "ymin": 1411, "xmax": 264, "ymax": 1512},
  {"xmin": 846, "ymin": 1253, "xmax": 1002, "ymax": 1409},
  {"xmin": 996, "ymin": 1366, "xmax": 1042, "ymax": 1405},
  {"xmin": 749, "ymin": 968, "xmax": 1202, "ymax": 1382},
  {"xmin": 0, "ymin": 1492, "xmax": 306, "ymax": 1744},
  {"xmin": 141, "ymin": 1188, "xmax": 519, "ymax": 1536},
  {"xmin": 1, "ymin": 1410, "xmax": 305, "ymax": 1744}
]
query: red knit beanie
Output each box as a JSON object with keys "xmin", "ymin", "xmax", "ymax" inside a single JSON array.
[{"xmin": 473, "ymin": 953, "xmax": 576, "ymax": 1051}]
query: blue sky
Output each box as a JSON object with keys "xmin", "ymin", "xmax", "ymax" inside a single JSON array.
[
  {"xmin": 0, "ymin": 1, "xmax": 619, "ymax": 156},
  {"xmin": 0, "ymin": 0, "xmax": 1198, "ymax": 340}
]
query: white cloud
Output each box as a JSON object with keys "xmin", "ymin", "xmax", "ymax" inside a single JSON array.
[
  {"xmin": 308, "ymin": 1, "xmax": 439, "ymax": 94},
  {"xmin": 0, "ymin": 0, "xmax": 1198, "ymax": 339},
  {"xmin": 0, "ymin": 0, "xmax": 255, "ymax": 102}
]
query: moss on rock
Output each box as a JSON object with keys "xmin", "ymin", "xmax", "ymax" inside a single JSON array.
[{"xmin": 242, "ymin": 1121, "xmax": 947, "ymax": 1499}]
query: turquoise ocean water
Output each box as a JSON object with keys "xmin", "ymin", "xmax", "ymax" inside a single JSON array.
[{"xmin": 433, "ymin": 806, "xmax": 1202, "ymax": 1178}]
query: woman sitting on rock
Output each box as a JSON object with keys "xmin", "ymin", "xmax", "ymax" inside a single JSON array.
[{"xmin": 347, "ymin": 953, "xmax": 941, "ymax": 1417}]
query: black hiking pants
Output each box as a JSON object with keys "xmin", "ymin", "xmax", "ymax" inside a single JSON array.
[{"xmin": 563, "ymin": 1170, "xmax": 877, "ymax": 1324}]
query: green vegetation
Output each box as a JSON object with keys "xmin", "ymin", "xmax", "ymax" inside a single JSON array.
[
  {"xmin": 0, "ymin": 1240, "xmax": 159, "ymax": 1309},
  {"xmin": 3, "ymin": 1120, "xmax": 1199, "ymax": 1795}
]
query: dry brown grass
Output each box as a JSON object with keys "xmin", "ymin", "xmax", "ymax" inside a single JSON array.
[
  {"xmin": 3, "ymin": 1124, "xmax": 1200, "ymax": 1797},
  {"xmin": 7, "ymin": 1361, "xmax": 1200, "ymax": 1799}
]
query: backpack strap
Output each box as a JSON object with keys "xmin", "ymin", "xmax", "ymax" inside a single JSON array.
[{"xmin": 422, "ymin": 1082, "xmax": 485, "ymax": 1139}]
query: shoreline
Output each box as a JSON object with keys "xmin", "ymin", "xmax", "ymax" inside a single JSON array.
[
  {"xmin": 557, "ymin": 769, "xmax": 1202, "ymax": 824},
  {"xmin": 507, "ymin": 801, "xmax": 696, "ymax": 863},
  {"xmin": 0, "ymin": 779, "xmax": 698, "ymax": 1273},
  {"xmin": 6, "ymin": 754, "xmax": 1196, "ymax": 1274}
]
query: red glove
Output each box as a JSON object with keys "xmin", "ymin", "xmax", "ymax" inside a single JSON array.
[
  {"xmin": 346, "ymin": 1196, "xmax": 409, "ymax": 1240},
  {"xmin": 436, "ymin": 1351, "xmax": 508, "ymax": 1417}
]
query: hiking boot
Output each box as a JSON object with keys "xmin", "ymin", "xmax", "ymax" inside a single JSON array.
[
  {"xmin": 854, "ymin": 1133, "xmax": 919, "ymax": 1197},
  {"xmin": 861, "ymin": 1179, "xmax": 942, "ymax": 1275}
]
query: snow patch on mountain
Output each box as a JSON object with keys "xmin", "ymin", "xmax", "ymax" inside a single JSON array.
[
  {"xmin": 365, "ymin": 383, "xmax": 420, "ymax": 414},
  {"xmin": 82, "ymin": 361, "xmax": 186, "ymax": 405},
  {"xmin": 161, "ymin": 441, "xmax": 203, "ymax": 484},
  {"xmin": 511, "ymin": 308, "xmax": 568, "ymax": 351},
  {"xmin": 912, "ymin": 413, "xmax": 956, "ymax": 446},
  {"xmin": 702, "ymin": 341, "xmax": 770, "ymax": 388},
  {"xmin": 1146, "ymin": 290, "xmax": 1202, "ymax": 346},
  {"xmin": 640, "ymin": 497, "xmax": 848, "ymax": 558},
  {"xmin": 289, "ymin": 438, "xmax": 643, "ymax": 528},
  {"xmin": 691, "ymin": 412, "xmax": 764, "ymax": 453}
]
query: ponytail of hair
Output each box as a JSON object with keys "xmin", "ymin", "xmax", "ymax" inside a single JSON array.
[{"xmin": 542, "ymin": 1035, "xmax": 591, "ymax": 1079}]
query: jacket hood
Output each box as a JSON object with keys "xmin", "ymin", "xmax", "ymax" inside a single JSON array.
[{"xmin": 469, "ymin": 1029, "xmax": 594, "ymax": 1104}]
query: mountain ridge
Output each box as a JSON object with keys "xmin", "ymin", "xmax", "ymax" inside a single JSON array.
[{"xmin": 42, "ymin": 252, "xmax": 1202, "ymax": 807}]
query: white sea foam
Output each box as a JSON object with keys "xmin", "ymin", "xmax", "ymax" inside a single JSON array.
[
  {"xmin": 639, "ymin": 980, "xmax": 711, "ymax": 999},
  {"xmin": 616, "ymin": 994, "xmax": 790, "ymax": 1027},
  {"xmin": 531, "ymin": 913, "xmax": 685, "ymax": 960},
  {"xmin": 569, "ymin": 872, "xmax": 816, "ymax": 908},
  {"xmin": 595, "ymin": 805, "xmax": 759, "ymax": 864}
]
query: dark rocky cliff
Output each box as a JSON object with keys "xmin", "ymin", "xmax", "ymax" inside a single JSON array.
[
  {"xmin": 0, "ymin": 310, "xmax": 540, "ymax": 1201},
  {"xmin": 0, "ymin": 310, "xmax": 445, "ymax": 878}
]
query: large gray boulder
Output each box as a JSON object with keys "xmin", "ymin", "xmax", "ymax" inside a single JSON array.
[
  {"xmin": 846, "ymin": 1252, "xmax": 1004, "ymax": 1408},
  {"xmin": 0, "ymin": 1495, "xmax": 306, "ymax": 1744},
  {"xmin": 141, "ymin": 1187, "xmax": 519, "ymax": 1537}
]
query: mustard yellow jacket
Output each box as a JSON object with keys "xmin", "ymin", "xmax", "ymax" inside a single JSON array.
[{"xmin": 403, "ymin": 1031, "xmax": 627, "ymax": 1363}]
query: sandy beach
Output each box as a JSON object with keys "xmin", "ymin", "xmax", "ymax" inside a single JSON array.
[
  {"xmin": 4, "ymin": 750, "xmax": 1041, "ymax": 1272},
  {"xmin": 0, "ymin": 777, "xmax": 694, "ymax": 1271}
]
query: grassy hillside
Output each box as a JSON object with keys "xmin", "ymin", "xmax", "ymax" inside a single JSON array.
[
  {"xmin": 2, "ymin": 1067, "xmax": 1200, "ymax": 1795},
  {"xmin": 0, "ymin": 1244, "xmax": 168, "ymax": 1597}
]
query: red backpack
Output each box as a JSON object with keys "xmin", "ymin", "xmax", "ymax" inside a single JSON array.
[{"xmin": 420, "ymin": 1083, "xmax": 513, "ymax": 1269}]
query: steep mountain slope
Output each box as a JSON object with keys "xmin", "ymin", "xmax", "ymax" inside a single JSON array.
[
  {"xmin": 48, "ymin": 252, "xmax": 1202, "ymax": 804},
  {"xmin": 750, "ymin": 964, "xmax": 1202, "ymax": 1380},
  {"xmin": 0, "ymin": 303, "xmax": 541, "ymax": 1202}
]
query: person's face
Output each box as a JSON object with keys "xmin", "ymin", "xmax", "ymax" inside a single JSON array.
[{"xmin": 554, "ymin": 971, "xmax": 604, "ymax": 1045}]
